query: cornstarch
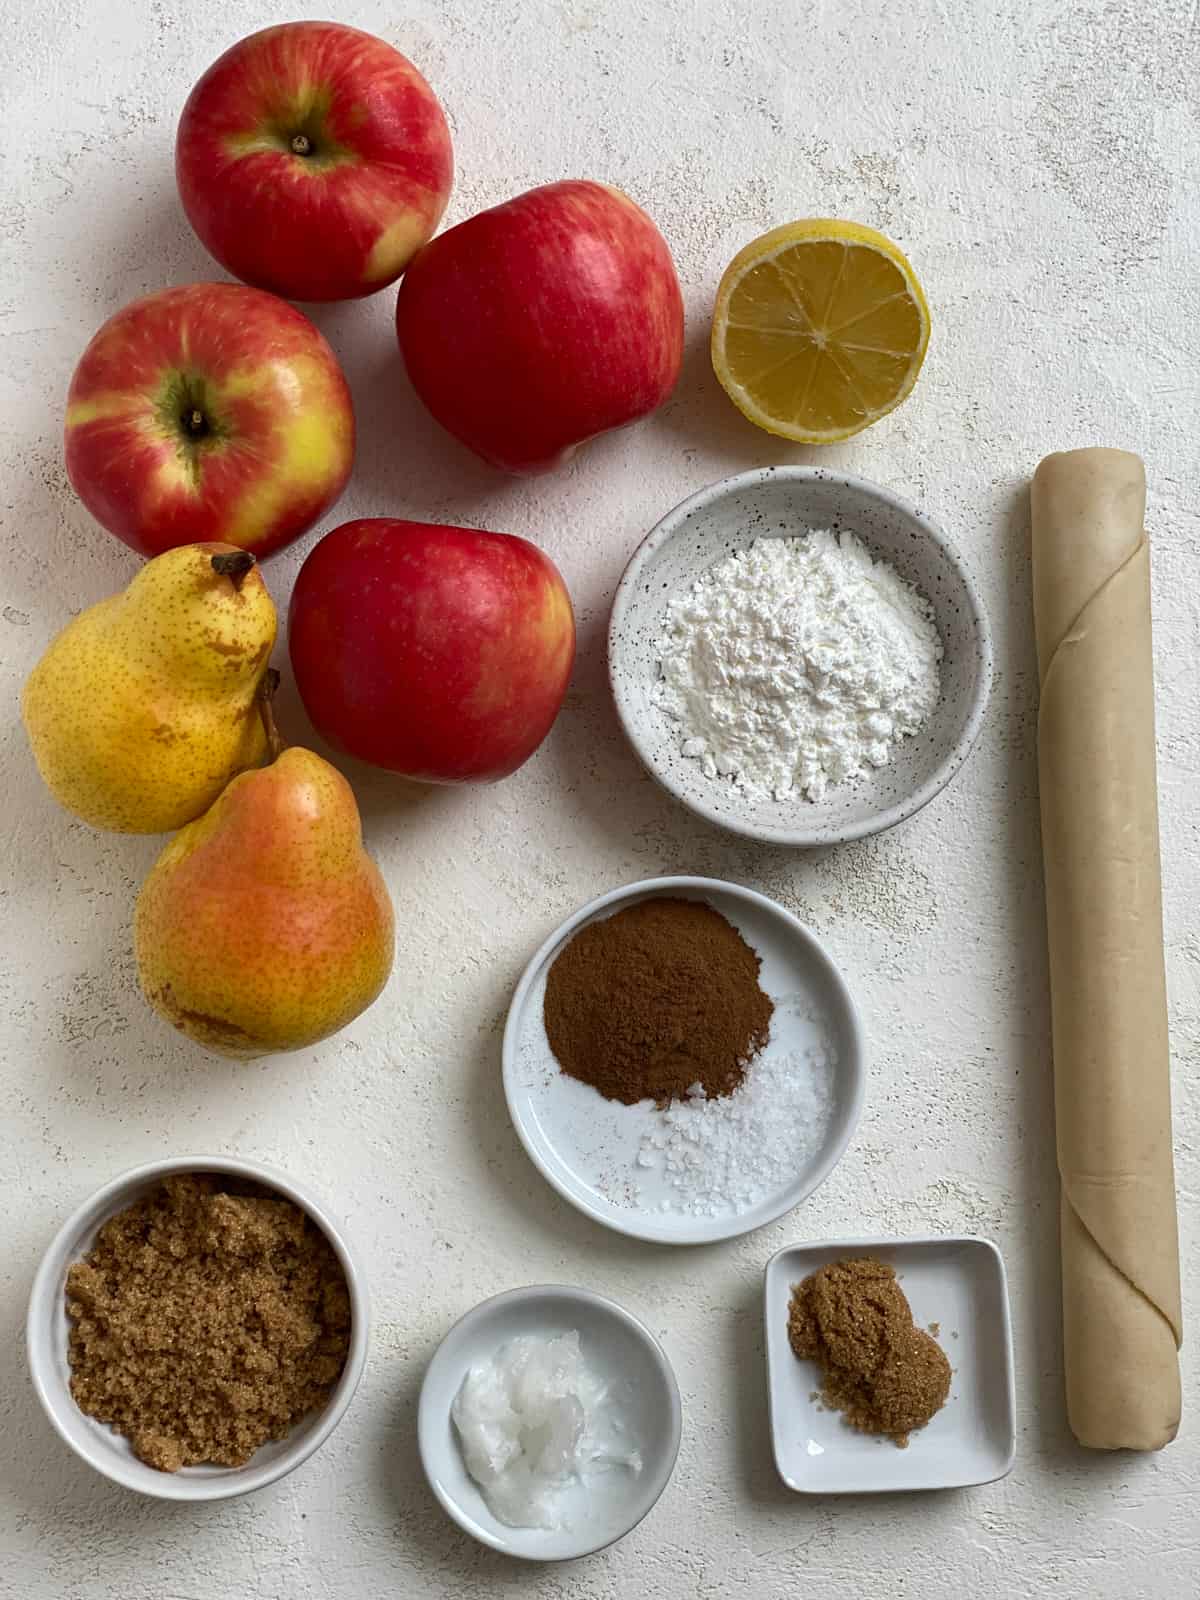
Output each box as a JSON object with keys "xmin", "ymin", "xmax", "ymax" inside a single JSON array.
[{"xmin": 654, "ymin": 531, "xmax": 943, "ymax": 801}]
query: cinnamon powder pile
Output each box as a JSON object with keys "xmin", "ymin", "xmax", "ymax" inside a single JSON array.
[
  {"xmin": 543, "ymin": 896, "xmax": 773, "ymax": 1104},
  {"xmin": 65, "ymin": 1174, "xmax": 350, "ymax": 1472},
  {"xmin": 788, "ymin": 1257, "xmax": 951, "ymax": 1446}
]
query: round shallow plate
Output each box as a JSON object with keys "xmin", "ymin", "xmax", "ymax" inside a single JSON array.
[
  {"xmin": 26, "ymin": 1155, "xmax": 369, "ymax": 1501},
  {"xmin": 418, "ymin": 1284, "xmax": 682, "ymax": 1561},
  {"xmin": 609, "ymin": 466, "xmax": 992, "ymax": 847},
  {"xmin": 502, "ymin": 876, "xmax": 864, "ymax": 1244}
]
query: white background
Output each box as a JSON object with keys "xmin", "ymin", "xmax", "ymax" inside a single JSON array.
[{"xmin": 2, "ymin": 0, "xmax": 1197, "ymax": 1594}]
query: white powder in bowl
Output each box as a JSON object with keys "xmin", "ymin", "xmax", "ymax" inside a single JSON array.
[
  {"xmin": 653, "ymin": 531, "xmax": 943, "ymax": 801},
  {"xmin": 634, "ymin": 1015, "xmax": 837, "ymax": 1217}
]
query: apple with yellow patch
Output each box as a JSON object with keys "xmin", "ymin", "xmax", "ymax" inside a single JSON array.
[
  {"xmin": 64, "ymin": 283, "xmax": 354, "ymax": 559},
  {"xmin": 176, "ymin": 21, "xmax": 453, "ymax": 302},
  {"xmin": 288, "ymin": 519, "xmax": 576, "ymax": 783}
]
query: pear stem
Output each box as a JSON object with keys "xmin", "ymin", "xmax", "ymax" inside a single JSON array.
[
  {"xmin": 258, "ymin": 668, "xmax": 285, "ymax": 763},
  {"xmin": 211, "ymin": 550, "xmax": 256, "ymax": 591}
]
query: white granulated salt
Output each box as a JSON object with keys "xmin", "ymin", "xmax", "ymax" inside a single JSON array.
[
  {"xmin": 653, "ymin": 531, "xmax": 943, "ymax": 801},
  {"xmin": 635, "ymin": 1028, "xmax": 837, "ymax": 1217}
]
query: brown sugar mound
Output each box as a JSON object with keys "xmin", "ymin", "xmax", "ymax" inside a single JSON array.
[
  {"xmin": 788, "ymin": 1257, "xmax": 950, "ymax": 1447},
  {"xmin": 65, "ymin": 1174, "xmax": 351, "ymax": 1472},
  {"xmin": 543, "ymin": 896, "xmax": 774, "ymax": 1105}
]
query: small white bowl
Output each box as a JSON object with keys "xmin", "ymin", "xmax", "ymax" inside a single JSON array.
[
  {"xmin": 609, "ymin": 467, "xmax": 992, "ymax": 847},
  {"xmin": 26, "ymin": 1154, "xmax": 370, "ymax": 1501},
  {"xmin": 764, "ymin": 1236, "xmax": 1016, "ymax": 1493},
  {"xmin": 418, "ymin": 1285, "xmax": 682, "ymax": 1561},
  {"xmin": 503, "ymin": 876, "xmax": 865, "ymax": 1245}
]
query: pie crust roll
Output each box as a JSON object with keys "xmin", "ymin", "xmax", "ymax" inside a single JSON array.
[{"xmin": 1031, "ymin": 447, "xmax": 1182, "ymax": 1451}]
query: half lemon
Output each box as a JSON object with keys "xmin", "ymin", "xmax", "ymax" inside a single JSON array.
[{"xmin": 711, "ymin": 219, "xmax": 930, "ymax": 443}]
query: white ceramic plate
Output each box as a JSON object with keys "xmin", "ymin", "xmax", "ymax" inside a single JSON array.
[
  {"xmin": 764, "ymin": 1236, "xmax": 1016, "ymax": 1493},
  {"xmin": 609, "ymin": 467, "xmax": 993, "ymax": 847},
  {"xmin": 418, "ymin": 1284, "xmax": 681, "ymax": 1561},
  {"xmin": 502, "ymin": 877, "xmax": 864, "ymax": 1244}
]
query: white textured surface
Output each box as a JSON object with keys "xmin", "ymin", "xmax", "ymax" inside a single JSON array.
[{"xmin": 1, "ymin": 0, "xmax": 1197, "ymax": 1594}]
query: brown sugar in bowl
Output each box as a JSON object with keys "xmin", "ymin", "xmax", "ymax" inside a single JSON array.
[{"xmin": 26, "ymin": 1155, "xmax": 369, "ymax": 1501}]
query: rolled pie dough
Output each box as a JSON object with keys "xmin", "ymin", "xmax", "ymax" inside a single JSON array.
[{"xmin": 1031, "ymin": 447, "xmax": 1182, "ymax": 1451}]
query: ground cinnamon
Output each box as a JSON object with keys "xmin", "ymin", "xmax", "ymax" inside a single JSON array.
[
  {"xmin": 788, "ymin": 1257, "xmax": 951, "ymax": 1447},
  {"xmin": 543, "ymin": 896, "xmax": 773, "ymax": 1105}
]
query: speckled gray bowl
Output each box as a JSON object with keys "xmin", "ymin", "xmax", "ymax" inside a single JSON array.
[{"xmin": 608, "ymin": 467, "xmax": 992, "ymax": 847}]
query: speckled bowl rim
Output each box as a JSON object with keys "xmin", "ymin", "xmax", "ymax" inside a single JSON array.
[
  {"xmin": 608, "ymin": 465, "xmax": 994, "ymax": 847},
  {"xmin": 26, "ymin": 1154, "xmax": 370, "ymax": 1501},
  {"xmin": 417, "ymin": 1283, "xmax": 683, "ymax": 1561}
]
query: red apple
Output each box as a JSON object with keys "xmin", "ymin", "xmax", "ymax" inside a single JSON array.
[
  {"xmin": 64, "ymin": 283, "xmax": 354, "ymax": 559},
  {"xmin": 288, "ymin": 519, "xmax": 575, "ymax": 783},
  {"xmin": 395, "ymin": 180, "xmax": 684, "ymax": 473},
  {"xmin": 176, "ymin": 22, "xmax": 453, "ymax": 302}
]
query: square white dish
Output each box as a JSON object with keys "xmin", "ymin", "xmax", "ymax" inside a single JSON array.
[{"xmin": 764, "ymin": 1236, "xmax": 1015, "ymax": 1493}]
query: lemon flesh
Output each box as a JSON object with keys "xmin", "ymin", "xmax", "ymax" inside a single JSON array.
[{"xmin": 711, "ymin": 219, "xmax": 930, "ymax": 443}]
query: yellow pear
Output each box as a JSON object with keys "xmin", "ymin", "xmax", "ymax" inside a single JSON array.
[
  {"xmin": 134, "ymin": 704, "xmax": 394, "ymax": 1059},
  {"xmin": 22, "ymin": 544, "xmax": 275, "ymax": 833}
]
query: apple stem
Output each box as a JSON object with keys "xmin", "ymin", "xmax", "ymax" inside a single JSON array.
[
  {"xmin": 183, "ymin": 407, "xmax": 208, "ymax": 438},
  {"xmin": 257, "ymin": 668, "xmax": 285, "ymax": 763},
  {"xmin": 290, "ymin": 133, "xmax": 313, "ymax": 157},
  {"xmin": 211, "ymin": 550, "xmax": 256, "ymax": 591}
]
